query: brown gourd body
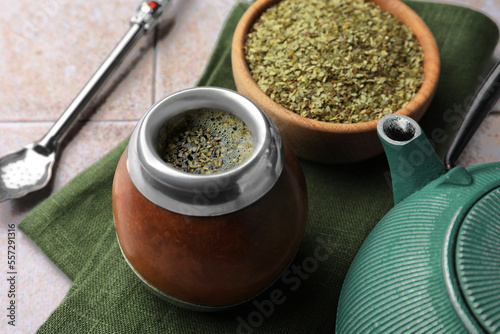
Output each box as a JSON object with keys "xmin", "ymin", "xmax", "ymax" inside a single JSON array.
[{"xmin": 112, "ymin": 144, "xmax": 307, "ymax": 307}]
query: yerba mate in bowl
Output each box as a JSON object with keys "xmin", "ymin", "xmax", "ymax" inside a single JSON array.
[
  {"xmin": 232, "ymin": 0, "xmax": 440, "ymax": 163},
  {"xmin": 245, "ymin": 0, "xmax": 424, "ymax": 124},
  {"xmin": 112, "ymin": 87, "xmax": 308, "ymax": 311},
  {"xmin": 156, "ymin": 109, "xmax": 254, "ymax": 174}
]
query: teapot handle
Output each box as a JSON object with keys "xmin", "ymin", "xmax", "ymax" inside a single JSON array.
[{"xmin": 444, "ymin": 60, "xmax": 500, "ymax": 170}]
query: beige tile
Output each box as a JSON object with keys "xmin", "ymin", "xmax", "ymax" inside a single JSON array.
[
  {"xmin": 0, "ymin": 0, "xmax": 154, "ymax": 122},
  {"xmin": 154, "ymin": 0, "xmax": 248, "ymax": 100},
  {"xmin": 52, "ymin": 121, "xmax": 135, "ymax": 189},
  {"xmin": 456, "ymin": 113, "xmax": 500, "ymax": 167},
  {"xmin": 0, "ymin": 123, "xmax": 52, "ymax": 153}
]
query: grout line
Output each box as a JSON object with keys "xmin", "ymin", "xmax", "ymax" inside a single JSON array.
[{"xmin": 0, "ymin": 121, "xmax": 55, "ymax": 125}]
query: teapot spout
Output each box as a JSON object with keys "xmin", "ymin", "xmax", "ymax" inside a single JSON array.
[{"xmin": 377, "ymin": 115, "xmax": 446, "ymax": 205}]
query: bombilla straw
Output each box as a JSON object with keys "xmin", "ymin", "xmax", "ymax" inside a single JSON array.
[
  {"xmin": 444, "ymin": 60, "xmax": 500, "ymax": 170},
  {"xmin": 0, "ymin": 1, "xmax": 170, "ymax": 202},
  {"xmin": 38, "ymin": 0, "xmax": 168, "ymax": 152}
]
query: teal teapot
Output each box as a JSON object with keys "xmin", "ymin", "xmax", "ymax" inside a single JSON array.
[{"xmin": 336, "ymin": 61, "xmax": 500, "ymax": 333}]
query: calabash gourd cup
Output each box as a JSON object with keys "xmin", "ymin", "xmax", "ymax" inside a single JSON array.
[
  {"xmin": 112, "ymin": 87, "xmax": 308, "ymax": 311},
  {"xmin": 232, "ymin": 0, "xmax": 440, "ymax": 163}
]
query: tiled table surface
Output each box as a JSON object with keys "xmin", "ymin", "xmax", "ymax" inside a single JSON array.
[{"xmin": 0, "ymin": 0, "xmax": 499, "ymax": 332}]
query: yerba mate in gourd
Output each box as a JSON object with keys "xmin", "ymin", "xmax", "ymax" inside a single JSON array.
[
  {"xmin": 244, "ymin": 0, "xmax": 424, "ymax": 124},
  {"xmin": 157, "ymin": 109, "xmax": 254, "ymax": 174}
]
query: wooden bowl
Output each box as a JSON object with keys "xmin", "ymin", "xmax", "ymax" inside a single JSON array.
[{"xmin": 232, "ymin": 0, "xmax": 440, "ymax": 164}]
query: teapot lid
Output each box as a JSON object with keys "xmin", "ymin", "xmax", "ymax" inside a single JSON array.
[{"xmin": 455, "ymin": 186, "xmax": 500, "ymax": 333}]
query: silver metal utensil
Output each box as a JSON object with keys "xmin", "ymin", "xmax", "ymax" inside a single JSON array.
[{"xmin": 0, "ymin": 0, "xmax": 170, "ymax": 202}]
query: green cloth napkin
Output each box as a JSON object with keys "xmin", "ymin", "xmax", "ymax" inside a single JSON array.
[{"xmin": 20, "ymin": 1, "xmax": 498, "ymax": 333}]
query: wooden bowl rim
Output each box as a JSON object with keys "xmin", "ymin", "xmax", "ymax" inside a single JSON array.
[{"xmin": 231, "ymin": 0, "xmax": 440, "ymax": 135}]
